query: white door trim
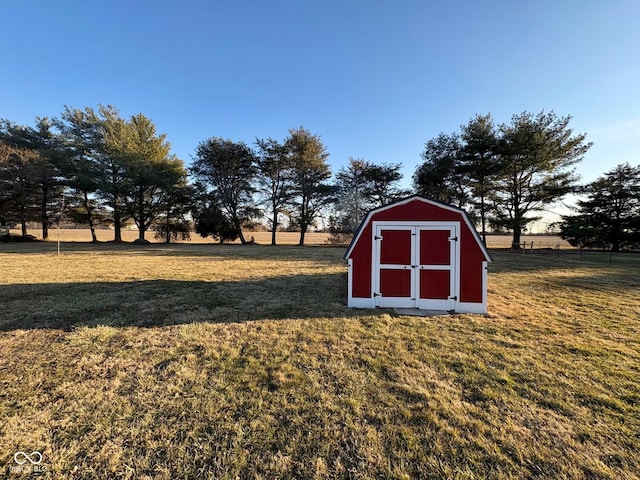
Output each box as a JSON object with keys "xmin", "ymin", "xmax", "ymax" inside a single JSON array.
[
  {"xmin": 371, "ymin": 221, "xmax": 460, "ymax": 310},
  {"xmin": 416, "ymin": 224, "xmax": 458, "ymax": 311},
  {"xmin": 372, "ymin": 224, "xmax": 415, "ymax": 308}
]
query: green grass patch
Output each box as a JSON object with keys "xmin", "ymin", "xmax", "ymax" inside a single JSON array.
[{"xmin": 0, "ymin": 244, "xmax": 639, "ymax": 479}]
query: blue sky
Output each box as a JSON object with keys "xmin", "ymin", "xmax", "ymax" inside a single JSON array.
[{"xmin": 2, "ymin": 1, "xmax": 639, "ymax": 210}]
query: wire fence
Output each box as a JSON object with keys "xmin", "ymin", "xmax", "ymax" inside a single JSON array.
[{"xmin": 501, "ymin": 240, "xmax": 640, "ymax": 266}]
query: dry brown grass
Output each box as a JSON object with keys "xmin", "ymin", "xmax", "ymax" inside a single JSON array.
[{"xmin": 0, "ymin": 243, "xmax": 639, "ymax": 479}]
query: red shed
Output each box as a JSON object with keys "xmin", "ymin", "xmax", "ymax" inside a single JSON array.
[{"xmin": 344, "ymin": 196, "xmax": 492, "ymax": 314}]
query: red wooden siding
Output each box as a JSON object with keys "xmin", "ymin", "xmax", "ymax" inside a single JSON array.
[
  {"xmin": 350, "ymin": 222, "xmax": 373, "ymax": 298},
  {"xmin": 459, "ymin": 225, "xmax": 484, "ymax": 303},
  {"xmin": 372, "ymin": 200, "xmax": 460, "ymax": 223}
]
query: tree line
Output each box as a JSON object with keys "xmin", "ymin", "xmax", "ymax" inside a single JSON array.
[
  {"xmin": 555, "ymin": 163, "xmax": 640, "ymax": 252},
  {"xmin": 0, "ymin": 105, "xmax": 407, "ymax": 245},
  {"xmin": 414, "ymin": 111, "xmax": 592, "ymax": 245},
  {"xmin": 1, "ymin": 106, "xmax": 638, "ymax": 250},
  {"xmin": 0, "ymin": 106, "xmax": 187, "ymax": 243},
  {"xmin": 413, "ymin": 111, "xmax": 639, "ymax": 251}
]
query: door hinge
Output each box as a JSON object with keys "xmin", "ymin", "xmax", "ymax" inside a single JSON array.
[
  {"xmin": 448, "ymin": 295, "xmax": 457, "ymax": 300},
  {"xmin": 373, "ymin": 292, "xmax": 382, "ymax": 297},
  {"xmin": 374, "ymin": 235, "xmax": 383, "ymax": 240},
  {"xmin": 449, "ymin": 236, "xmax": 458, "ymax": 241}
]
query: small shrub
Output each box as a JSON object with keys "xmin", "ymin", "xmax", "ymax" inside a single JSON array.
[{"xmin": 325, "ymin": 231, "xmax": 353, "ymax": 245}]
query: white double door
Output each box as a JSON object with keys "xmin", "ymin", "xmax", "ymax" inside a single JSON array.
[{"xmin": 372, "ymin": 222, "xmax": 459, "ymax": 310}]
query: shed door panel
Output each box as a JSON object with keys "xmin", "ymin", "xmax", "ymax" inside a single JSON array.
[
  {"xmin": 417, "ymin": 227, "xmax": 456, "ymax": 310},
  {"xmin": 419, "ymin": 269, "xmax": 450, "ymax": 299},
  {"xmin": 380, "ymin": 269, "xmax": 411, "ymax": 297},
  {"xmin": 380, "ymin": 229, "xmax": 411, "ymax": 265},
  {"xmin": 373, "ymin": 223, "xmax": 458, "ymax": 310},
  {"xmin": 375, "ymin": 227, "xmax": 414, "ymax": 307},
  {"xmin": 420, "ymin": 230, "xmax": 450, "ymax": 265}
]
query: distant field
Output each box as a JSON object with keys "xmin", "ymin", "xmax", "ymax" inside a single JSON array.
[
  {"xmin": 10, "ymin": 228, "xmax": 332, "ymax": 245},
  {"xmin": 484, "ymin": 234, "xmax": 573, "ymax": 249},
  {"xmin": 10, "ymin": 228, "xmax": 573, "ymax": 249},
  {"xmin": 1, "ymin": 243, "xmax": 638, "ymax": 479}
]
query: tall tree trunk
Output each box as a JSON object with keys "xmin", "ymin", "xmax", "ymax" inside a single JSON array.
[
  {"xmin": 480, "ymin": 195, "xmax": 486, "ymax": 245},
  {"xmin": 21, "ymin": 219, "xmax": 27, "ymax": 237},
  {"xmin": 611, "ymin": 220, "xmax": 621, "ymax": 252},
  {"xmin": 510, "ymin": 187, "xmax": 522, "ymax": 247},
  {"xmin": 512, "ymin": 224, "xmax": 522, "ymax": 248},
  {"xmin": 113, "ymin": 203, "xmax": 122, "ymax": 243},
  {"xmin": 298, "ymin": 196, "xmax": 308, "ymax": 246},
  {"xmin": 298, "ymin": 213, "xmax": 307, "ymax": 245},
  {"xmin": 83, "ymin": 191, "xmax": 98, "ymax": 243},
  {"xmin": 236, "ymin": 219, "xmax": 246, "ymax": 244},
  {"xmin": 41, "ymin": 183, "xmax": 49, "ymax": 240},
  {"xmin": 114, "ymin": 221, "xmax": 122, "ymax": 242},
  {"xmin": 229, "ymin": 210, "xmax": 246, "ymax": 244},
  {"xmin": 271, "ymin": 205, "xmax": 278, "ymax": 246},
  {"xmin": 138, "ymin": 189, "xmax": 145, "ymax": 241},
  {"xmin": 111, "ymin": 169, "xmax": 122, "ymax": 243},
  {"xmin": 165, "ymin": 208, "xmax": 171, "ymax": 244},
  {"xmin": 611, "ymin": 239, "xmax": 620, "ymax": 253}
]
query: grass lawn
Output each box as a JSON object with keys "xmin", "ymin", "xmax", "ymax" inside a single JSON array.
[{"xmin": 0, "ymin": 242, "xmax": 639, "ymax": 479}]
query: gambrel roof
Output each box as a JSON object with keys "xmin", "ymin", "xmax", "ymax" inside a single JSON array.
[{"xmin": 344, "ymin": 195, "xmax": 491, "ymax": 262}]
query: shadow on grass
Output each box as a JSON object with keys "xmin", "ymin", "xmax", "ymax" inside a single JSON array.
[
  {"xmin": 542, "ymin": 271, "xmax": 640, "ymax": 292},
  {"xmin": 0, "ymin": 272, "xmax": 375, "ymax": 331}
]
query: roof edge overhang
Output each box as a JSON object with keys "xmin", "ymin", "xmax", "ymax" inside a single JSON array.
[{"xmin": 343, "ymin": 195, "xmax": 492, "ymax": 262}]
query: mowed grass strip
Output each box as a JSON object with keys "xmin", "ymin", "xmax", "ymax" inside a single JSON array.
[
  {"xmin": 0, "ymin": 244, "xmax": 346, "ymax": 329},
  {"xmin": 0, "ymin": 244, "xmax": 639, "ymax": 479}
]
